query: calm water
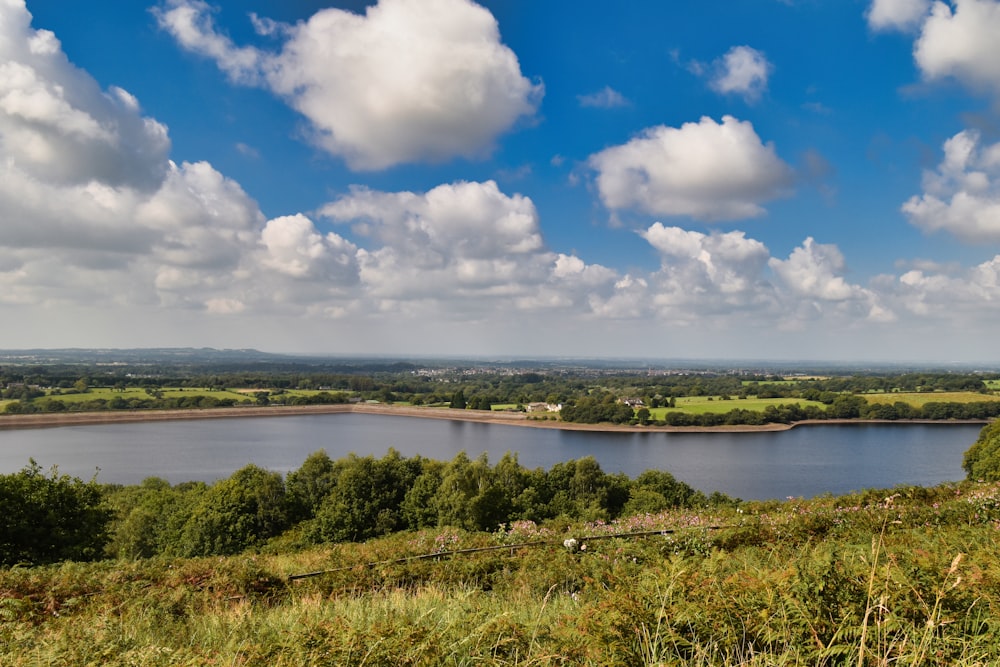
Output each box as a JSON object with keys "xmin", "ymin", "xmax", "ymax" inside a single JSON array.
[{"xmin": 0, "ymin": 414, "xmax": 983, "ymax": 500}]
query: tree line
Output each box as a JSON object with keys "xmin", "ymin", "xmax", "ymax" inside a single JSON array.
[
  {"xmin": 559, "ymin": 394, "xmax": 1000, "ymax": 426},
  {"xmin": 0, "ymin": 451, "xmax": 734, "ymax": 566},
  {"xmin": 4, "ymin": 362, "xmax": 1000, "ymax": 424}
]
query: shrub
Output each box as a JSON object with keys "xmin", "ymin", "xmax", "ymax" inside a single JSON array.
[
  {"xmin": 963, "ymin": 420, "xmax": 1000, "ymax": 481},
  {"xmin": 0, "ymin": 461, "xmax": 111, "ymax": 565}
]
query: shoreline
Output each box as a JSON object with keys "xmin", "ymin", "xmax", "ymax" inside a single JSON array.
[{"xmin": 0, "ymin": 403, "xmax": 989, "ymax": 433}]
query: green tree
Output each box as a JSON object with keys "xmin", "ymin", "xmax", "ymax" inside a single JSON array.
[
  {"xmin": 180, "ymin": 465, "xmax": 289, "ymax": 556},
  {"xmin": 0, "ymin": 461, "xmax": 111, "ymax": 565},
  {"xmin": 401, "ymin": 461, "xmax": 444, "ymax": 529},
  {"xmin": 104, "ymin": 478, "xmax": 206, "ymax": 559},
  {"xmin": 431, "ymin": 452, "xmax": 512, "ymax": 531},
  {"xmin": 636, "ymin": 407, "xmax": 651, "ymax": 425},
  {"xmin": 285, "ymin": 450, "xmax": 337, "ymax": 522},
  {"xmin": 963, "ymin": 420, "xmax": 1000, "ymax": 481},
  {"xmin": 629, "ymin": 469, "xmax": 705, "ymax": 509},
  {"xmin": 310, "ymin": 450, "xmax": 420, "ymax": 542},
  {"xmin": 450, "ymin": 389, "xmax": 467, "ymax": 410}
]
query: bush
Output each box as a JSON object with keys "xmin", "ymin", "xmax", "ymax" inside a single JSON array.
[
  {"xmin": 180, "ymin": 465, "xmax": 290, "ymax": 556},
  {"xmin": 963, "ymin": 420, "xmax": 1000, "ymax": 481},
  {"xmin": 0, "ymin": 461, "xmax": 111, "ymax": 565}
]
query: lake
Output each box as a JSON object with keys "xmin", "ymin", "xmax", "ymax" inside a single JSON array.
[{"xmin": 0, "ymin": 413, "xmax": 983, "ymax": 500}]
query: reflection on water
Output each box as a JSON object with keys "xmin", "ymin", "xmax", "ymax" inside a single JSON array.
[{"xmin": 0, "ymin": 414, "xmax": 983, "ymax": 500}]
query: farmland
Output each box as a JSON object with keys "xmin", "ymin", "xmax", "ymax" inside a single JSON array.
[
  {"xmin": 649, "ymin": 395, "xmax": 826, "ymax": 418},
  {"xmin": 863, "ymin": 391, "xmax": 999, "ymax": 407}
]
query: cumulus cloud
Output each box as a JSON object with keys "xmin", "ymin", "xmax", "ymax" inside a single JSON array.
[
  {"xmin": 891, "ymin": 255, "xmax": 1000, "ymax": 317},
  {"xmin": 770, "ymin": 238, "xmax": 894, "ymax": 322},
  {"xmin": 588, "ymin": 116, "xmax": 793, "ymax": 221},
  {"xmin": 913, "ymin": 0, "xmax": 1000, "ymax": 95},
  {"xmin": 0, "ymin": 1, "xmax": 368, "ymax": 315},
  {"xmin": 320, "ymin": 181, "xmax": 549, "ymax": 301},
  {"xmin": 902, "ymin": 129, "xmax": 1000, "ymax": 242},
  {"xmin": 155, "ymin": 0, "xmax": 542, "ymax": 170},
  {"xmin": 0, "ymin": 0, "xmax": 168, "ymax": 258},
  {"xmin": 867, "ymin": 0, "xmax": 933, "ymax": 32},
  {"xmin": 709, "ymin": 46, "xmax": 771, "ymax": 102},
  {"xmin": 318, "ymin": 180, "xmax": 623, "ymax": 317},
  {"xmin": 636, "ymin": 223, "xmax": 775, "ymax": 319},
  {"xmin": 577, "ymin": 86, "xmax": 629, "ymax": 108},
  {"xmin": 259, "ymin": 214, "xmax": 359, "ymax": 282},
  {"xmin": 0, "ymin": 7, "xmax": 169, "ymax": 190}
]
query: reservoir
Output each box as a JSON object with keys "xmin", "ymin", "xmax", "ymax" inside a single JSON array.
[{"xmin": 0, "ymin": 414, "xmax": 983, "ymax": 500}]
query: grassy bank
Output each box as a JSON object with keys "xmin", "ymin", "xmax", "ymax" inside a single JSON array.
[{"xmin": 3, "ymin": 481, "xmax": 1000, "ymax": 665}]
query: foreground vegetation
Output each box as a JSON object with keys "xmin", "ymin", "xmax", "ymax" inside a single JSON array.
[
  {"xmin": 3, "ymin": 479, "xmax": 1000, "ymax": 665},
  {"xmin": 0, "ymin": 450, "xmax": 728, "ymax": 565},
  {"xmin": 2, "ymin": 421, "xmax": 1000, "ymax": 664}
]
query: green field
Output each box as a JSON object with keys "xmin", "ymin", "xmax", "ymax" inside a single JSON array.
[
  {"xmin": 864, "ymin": 391, "xmax": 999, "ymax": 407},
  {"xmin": 739, "ymin": 379, "xmax": 800, "ymax": 386},
  {"xmin": 38, "ymin": 387, "xmax": 253, "ymax": 404},
  {"xmin": 649, "ymin": 395, "xmax": 826, "ymax": 418}
]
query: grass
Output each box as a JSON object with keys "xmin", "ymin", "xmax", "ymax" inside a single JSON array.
[
  {"xmin": 649, "ymin": 396, "xmax": 826, "ymax": 418},
  {"xmin": 740, "ymin": 379, "xmax": 802, "ymax": 386},
  {"xmin": 6, "ymin": 481, "xmax": 1000, "ymax": 664},
  {"xmin": 863, "ymin": 391, "xmax": 999, "ymax": 407},
  {"xmin": 40, "ymin": 387, "xmax": 252, "ymax": 404},
  {"xmin": 38, "ymin": 387, "xmax": 355, "ymax": 405}
]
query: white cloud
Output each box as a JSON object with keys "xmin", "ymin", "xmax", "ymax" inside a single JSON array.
[
  {"xmin": 902, "ymin": 129, "xmax": 1000, "ymax": 242},
  {"xmin": 319, "ymin": 180, "xmax": 625, "ymax": 318},
  {"xmin": 913, "ymin": 0, "xmax": 1000, "ymax": 95},
  {"xmin": 320, "ymin": 181, "xmax": 549, "ymax": 301},
  {"xmin": 0, "ymin": 1, "xmax": 368, "ymax": 315},
  {"xmin": 151, "ymin": 0, "xmax": 262, "ymax": 84},
  {"xmin": 891, "ymin": 255, "xmax": 1000, "ymax": 317},
  {"xmin": 588, "ymin": 116, "xmax": 793, "ymax": 221},
  {"xmin": 638, "ymin": 223, "xmax": 775, "ymax": 319},
  {"xmin": 770, "ymin": 238, "xmax": 859, "ymax": 301},
  {"xmin": 867, "ymin": 0, "xmax": 933, "ymax": 32},
  {"xmin": 259, "ymin": 214, "xmax": 359, "ymax": 283},
  {"xmin": 155, "ymin": 0, "xmax": 542, "ymax": 170},
  {"xmin": 577, "ymin": 86, "xmax": 629, "ymax": 108},
  {"xmin": 136, "ymin": 160, "xmax": 263, "ymax": 269},
  {"xmin": 769, "ymin": 238, "xmax": 894, "ymax": 322},
  {"xmin": 709, "ymin": 46, "xmax": 771, "ymax": 102},
  {"xmin": 0, "ymin": 8, "xmax": 169, "ymax": 191}
]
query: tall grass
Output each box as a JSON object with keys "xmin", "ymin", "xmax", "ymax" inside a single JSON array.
[{"xmin": 3, "ymin": 482, "xmax": 1000, "ymax": 665}]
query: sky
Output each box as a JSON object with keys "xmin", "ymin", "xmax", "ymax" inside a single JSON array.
[{"xmin": 3, "ymin": 0, "xmax": 1000, "ymax": 362}]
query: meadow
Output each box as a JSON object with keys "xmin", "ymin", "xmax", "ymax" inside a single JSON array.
[
  {"xmin": 43, "ymin": 387, "xmax": 253, "ymax": 404},
  {"xmin": 3, "ymin": 481, "xmax": 999, "ymax": 665},
  {"xmin": 649, "ymin": 396, "xmax": 827, "ymax": 418},
  {"xmin": 862, "ymin": 391, "xmax": 998, "ymax": 407}
]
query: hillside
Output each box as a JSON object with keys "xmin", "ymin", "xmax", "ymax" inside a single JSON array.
[{"xmin": 3, "ymin": 481, "xmax": 999, "ymax": 665}]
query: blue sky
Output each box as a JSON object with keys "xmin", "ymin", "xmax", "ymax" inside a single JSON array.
[{"xmin": 4, "ymin": 0, "xmax": 1000, "ymax": 361}]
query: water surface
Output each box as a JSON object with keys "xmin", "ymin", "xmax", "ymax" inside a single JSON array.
[{"xmin": 0, "ymin": 413, "xmax": 981, "ymax": 500}]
